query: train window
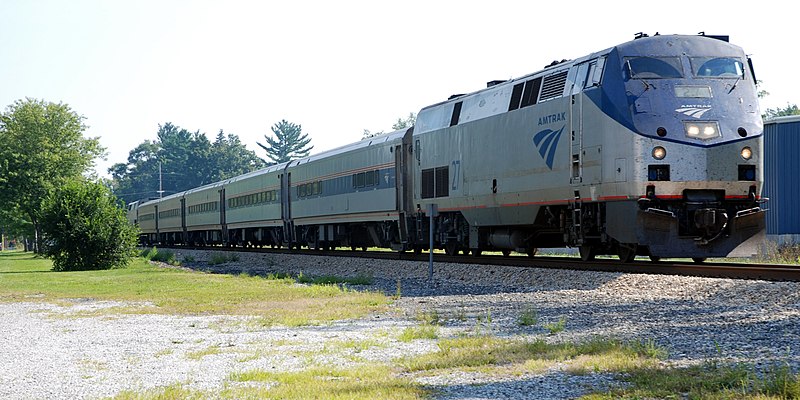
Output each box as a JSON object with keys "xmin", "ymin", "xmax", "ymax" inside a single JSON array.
[
  {"xmin": 625, "ymin": 56, "xmax": 683, "ymax": 79},
  {"xmin": 520, "ymin": 77, "xmax": 541, "ymax": 108},
  {"xmin": 450, "ymin": 102, "xmax": 462, "ymax": 126},
  {"xmin": 508, "ymin": 83, "xmax": 524, "ymax": 111},
  {"xmin": 690, "ymin": 57, "xmax": 744, "ymax": 78},
  {"xmin": 354, "ymin": 173, "xmax": 366, "ymax": 188}
]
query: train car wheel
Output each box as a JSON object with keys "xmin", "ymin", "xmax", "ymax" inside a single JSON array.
[
  {"xmin": 579, "ymin": 245, "xmax": 595, "ymax": 261},
  {"xmin": 526, "ymin": 248, "xmax": 538, "ymax": 258},
  {"xmin": 501, "ymin": 250, "xmax": 511, "ymax": 257},
  {"xmin": 649, "ymin": 256, "xmax": 662, "ymax": 262},
  {"xmin": 617, "ymin": 244, "xmax": 637, "ymax": 263},
  {"xmin": 413, "ymin": 246, "xmax": 422, "ymax": 254},
  {"xmin": 445, "ymin": 242, "xmax": 459, "ymax": 256},
  {"xmin": 471, "ymin": 248, "xmax": 482, "ymax": 257},
  {"xmin": 692, "ymin": 257, "xmax": 707, "ymax": 264}
]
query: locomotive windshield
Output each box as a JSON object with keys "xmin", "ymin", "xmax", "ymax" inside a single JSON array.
[
  {"xmin": 690, "ymin": 57, "xmax": 744, "ymax": 78},
  {"xmin": 625, "ymin": 56, "xmax": 683, "ymax": 79}
]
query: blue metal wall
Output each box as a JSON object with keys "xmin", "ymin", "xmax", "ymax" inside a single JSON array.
[{"xmin": 763, "ymin": 116, "xmax": 800, "ymax": 235}]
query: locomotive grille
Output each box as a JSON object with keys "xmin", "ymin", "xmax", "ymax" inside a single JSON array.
[{"xmin": 538, "ymin": 71, "xmax": 568, "ymax": 102}]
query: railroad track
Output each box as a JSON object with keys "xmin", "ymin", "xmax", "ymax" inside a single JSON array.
[{"xmin": 157, "ymin": 245, "xmax": 800, "ymax": 282}]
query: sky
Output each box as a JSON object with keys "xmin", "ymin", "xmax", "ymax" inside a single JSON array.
[{"xmin": 1, "ymin": 1, "xmax": 796, "ymax": 179}]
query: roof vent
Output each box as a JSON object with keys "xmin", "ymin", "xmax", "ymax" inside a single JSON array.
[
  {"xmin": 486, "ymin": 80, "xmax": 506, "ymax": 88},
  {"xmin": 698, "ymin": 32, "xmax": 729, "ymax": 42}
]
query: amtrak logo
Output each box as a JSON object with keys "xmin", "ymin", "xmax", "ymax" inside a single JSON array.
[
  {"xmin": 533, "ymin": 125, "xmax": 565, "ymax": 170},
  {"xmin": 676, "ymin": 106, "xmax": 711, "ymax": 118}
]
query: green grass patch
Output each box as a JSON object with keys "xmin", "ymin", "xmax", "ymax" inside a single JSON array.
[
  {"xmin": 208, "ymin": 252, "xmax": 239, "ymax": 265},
  {"xmin": 110, "ymin": 383, "xmax": 204, "ymax": 400},
  {"xmin": 398, "ymin": 324, "xmax": 439, "ymax": 342},
  {"xmin": 228, "ymin": 364, "xmax": 427, "ymax": 399},
  {"xmin": 296, "ymin": 273, "xmax": 373, "ymax": 286},
  {"xmin": 0, "ymin": 252, "xmax": 389, "ymax": 325},
  {"xmin": 582, "ymin": 360, "xmax": 800, "ymax": 399},
  {"xmin": 399, "ymin": 336, "xmax": 665, "ymax": 375}
]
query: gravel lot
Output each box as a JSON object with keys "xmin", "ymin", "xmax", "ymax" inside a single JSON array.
[{"xmin": 2, "ymin": 250, "xmax": 799, "ymax": 399}]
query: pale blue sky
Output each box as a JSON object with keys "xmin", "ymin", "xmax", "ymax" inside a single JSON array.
[{"xmin": 1, "ymin": 1, "xmax": 795, "ymax": 178}]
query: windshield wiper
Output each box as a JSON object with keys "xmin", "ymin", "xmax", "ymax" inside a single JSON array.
[{"xmin": 728, "ymin": 76, "xmax": 741, "ymax": 94}]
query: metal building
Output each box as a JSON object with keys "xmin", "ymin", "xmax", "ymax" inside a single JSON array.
[{"xmin": 763, "ymin": 115, "xmax": 800, "ymax": 244}]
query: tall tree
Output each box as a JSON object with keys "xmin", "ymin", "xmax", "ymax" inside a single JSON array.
[
  {"xmin": 209, "ymin": 130, "xmax": 266, "ymax": 182},
  {"xmin": 257, "ymin": 120, "xmax": 313, "ymax": 164},
  {"xmin": 362, "ymin": 112, "xmax": 417, "ymax": 139},
  {"xmin": 763, "ymin": 103, "xmax": 800, "ymax": 120},
  {"xmin": 0, "ymin": 98, "xmax": 104, "ymax": 252},
  {"xmin": 391, "ymin": 112, "xmax": 417, "ymax": 130},
  {"xmin": 110, "ymin": 123, "xmax": 264, "ymax": 205}
]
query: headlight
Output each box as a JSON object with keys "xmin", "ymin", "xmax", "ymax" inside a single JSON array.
[
  {"xmin": 741, "ymin": 147, "xmax": 752, "ymax": 160},
  {"xmin": 683, "ymin": 121, "xmax": 721, "ymax": 140},
  {"xmin": 652, "ymin": 146, "xmax": 666, "ymax": 160}
]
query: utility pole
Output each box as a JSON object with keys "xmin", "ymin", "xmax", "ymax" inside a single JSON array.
[{"xmin": 157, "ymin": 162, "xmax": 164, "ymax": 199}]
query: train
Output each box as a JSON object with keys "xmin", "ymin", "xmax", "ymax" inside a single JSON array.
[{"xmin": 127, "ymin": 33, "xmax": 766, "ymax": 263}]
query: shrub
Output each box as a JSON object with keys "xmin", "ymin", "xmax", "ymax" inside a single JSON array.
[{"xmin": 39, "ymin": 179, "xmax": 139, "ymax": 271}]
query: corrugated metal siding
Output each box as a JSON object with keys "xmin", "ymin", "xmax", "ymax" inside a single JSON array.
[{"xmin": 763, "ymin": 117, "xmax": 800, "ymax": 235}]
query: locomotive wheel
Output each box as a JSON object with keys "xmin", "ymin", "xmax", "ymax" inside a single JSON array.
[
  {"xmin": 413, "ymin": 246, "xmax": 422, "ymax": 254},
  {"xmin": 579, "ymin": 245, "xmax": 595, "ymax": 261},
  {"xmin": 501, "ymin": 250, "xmax": 511, "ymax": 257},
  {"xmin": 692, "ymin": 257, "xmax": 707, "ymax": 264},
  {"xmin": 471, "ymin": 248, "xmax": 482, "ymax": 257},
  {"xmin": 445, "ymin": 241, "xmax": 459, "ymax": 256},
  {"xmin": 617, "ymin": 243, "xmax": 637, "ymax": 263}
]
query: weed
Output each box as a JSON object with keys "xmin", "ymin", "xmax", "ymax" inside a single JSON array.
[
  {"xmin": 518, "ymin": 306, "xmax": 538, "ymax": 327},
  {"xmin": 140, "ymin": 247, "xmax": 179, "ymax": 266},
  {"xmin": 416, "ymin": 310, "xmax": 441, "ymax": 326},
  {"xmin": 394, "ymin": 278, "xmax": 402, "ymax": 299},
  {"xmin": 544, "ymin": 316, "xmax": 566, "ymax": 334},
  {"xmin": 398, "ymin": 324, "xmax": 439, "ymax": 342},
  {"xmin": 208, "ymin": 253, "xmax": 239, "ymax": 265}
]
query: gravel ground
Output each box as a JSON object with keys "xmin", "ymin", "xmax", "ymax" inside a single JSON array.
[{"xmin": 2, "ymin": 250, "xmax": 799, "ymax": 399}]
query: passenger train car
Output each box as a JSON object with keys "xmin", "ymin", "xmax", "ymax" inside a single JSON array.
[{"xmin": 128, "ymin": 33, "xmax": 765, "ymax": 262}]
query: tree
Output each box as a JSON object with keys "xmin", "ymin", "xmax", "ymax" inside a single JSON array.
[
  {"xmin": 0, "ymin": 98, "xmax": 104, "ymax": 252},
  {"xmin": 40, "ymin": 179, "xmax": 138, "ymax": 271},
  {"xmin": 362, "ymin": 112, "xmax": 416, "ymax": 139},
  {"xmin": 763, "ymin": 103, "xmax": 800, "ymax": 120},
  {"xmin": 257, "ymin": 120, "xmax": 313, "ymax": 164},
  {"xmin": 392, "ymin": 112, "xmax": 416, "ymax": 130},
  {"xmin": 110, "ymin": 124, "xmax": 265, "ymax": 205},
  {"xmin": 209, "ymin": 130, "xmax": 266, "ymax": 182}
]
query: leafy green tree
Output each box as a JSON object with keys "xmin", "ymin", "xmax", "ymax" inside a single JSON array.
[
  {"xmin": 257, "ymin": 120, "xmax": 313, "ymax": 164},
  {"xmin": 0, "ymin": 98, "xmax": 104, "ymax": 252},
  {"xmin": 209, "ymin": 130, "xmax": 266, "ymax": 182},
  {"xmin": 110, "ymin": 124, "xmax": 264, "ymax": 205},
  {"xmin": 763, "ymin": 103, "xmax": 800, "ymax": 120},
  {"xmin": 392, "ymin": 112, "xmax": 416, "ymax": 130},
  {"xmin": 40, "ymin": 179, "xmax": 138, "ymax": 271},
  {"xmin": 362, "ymin": 112, "xmax": 416, "ymax": 139}
]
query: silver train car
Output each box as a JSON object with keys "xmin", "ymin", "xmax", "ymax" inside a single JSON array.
[{"xmin": 130, "ymin": 33, "xmax": 765, "ymax": 262}]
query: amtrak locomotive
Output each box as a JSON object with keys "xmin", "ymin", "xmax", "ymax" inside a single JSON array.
[{"xmin": 128, "ymin": 33, "xmax": 765, "ymax": 263}]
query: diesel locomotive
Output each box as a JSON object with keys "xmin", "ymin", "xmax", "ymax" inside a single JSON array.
[{"xmin": 128, "ymin": 33, "xmax": 765, "ymax": 262}]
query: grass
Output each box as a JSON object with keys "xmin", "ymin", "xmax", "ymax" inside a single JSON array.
[
  {"xmin": 582, "ymin": 360, "xmax": 800, "ymax": 399},
  {"xmin": 518, "ymin": 306, "xmax": 538, "ymax": 326},
  {"xmin": 227, "ymin": 364, "xmax": 427, "ymax": 400},
  {"xmin": 0, "ymin": 251, "xmax": 389, "ymax": 326},
  {"xmin": 398, "ymin": 324, "xmax": 439, "ymax": 342},
  {"xmin": 398, "ymin": 336, "xmax": 664, "ymax": 375}
]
